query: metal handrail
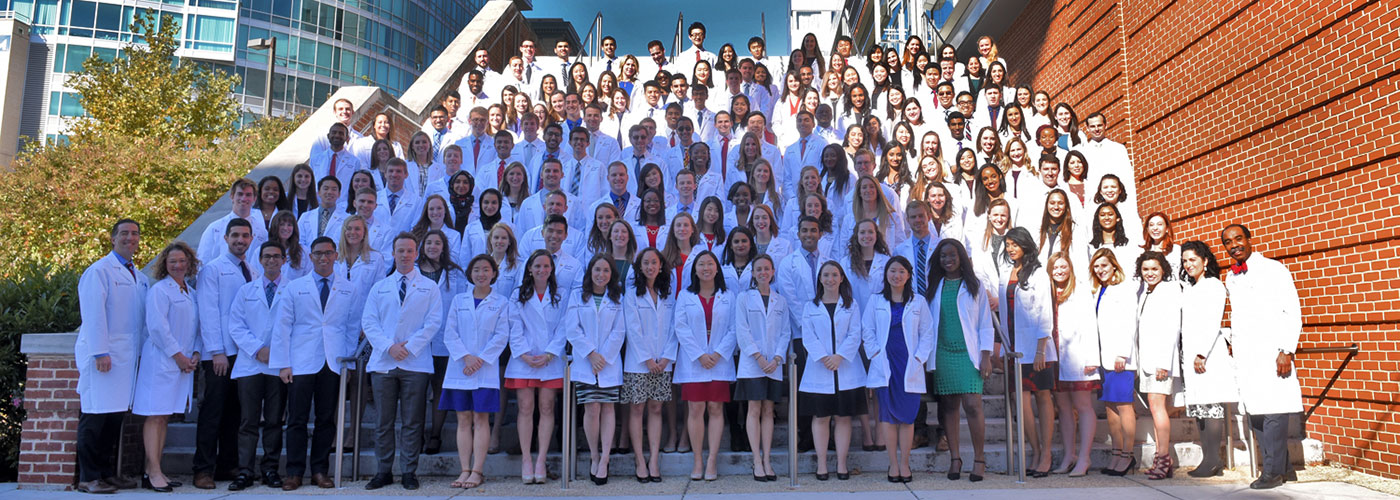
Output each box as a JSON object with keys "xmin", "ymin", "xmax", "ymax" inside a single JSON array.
[
  {"xmin": 922, "ymin": 10, "xmax": 946, "ymax": 50},
  {"xmin": 571, "ymin": 13, "xmax": 603, "ymax": 69},
  {"xmin": 670, "ymin": 13, "xmax": 684, "ymax": 62},
  {"xmin": 993, "ymin": 323, "xmax": 1027, "ymax": 482},
  {"xmin": 1294, "ymin": 344, "xmax": 1362, "ymax": 422},
  {"xmin": 333, "ymin": 355, "xmax": 361, "ymax": 487},
  {"xmin": 787, "ymin": 342, "xmax": 798, "ymax": 486},
  {"xmin": 561, "ymin": 354, "xmax": 574, "ymax": 490}
]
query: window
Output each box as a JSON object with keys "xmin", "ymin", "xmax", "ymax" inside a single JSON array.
[
  {"xmin": 63, "ymin": 45, "xmax": 91, "ymax": 73},
  {"xmin": 33, "ymin": 0, "xmax": 58, "ymax": 26},
  {"xmin": 191, "ymin": 15, "xmax": 235, "ymax": 51}
]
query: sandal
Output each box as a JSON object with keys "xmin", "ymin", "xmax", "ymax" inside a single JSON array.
[
  {"xmin": 947, "ymin": 457, "xmax": 962, "ymax": 480},
  {"xmin": 970, "ymin": 459, "xmax": 986, "ymax": 482},
  {"xmin": 1146, "ymin": 453, "xmax": 1174, "ymax": 480},
  {"xmin": 463, "ymin": 471, "xmax": 484, "ymax": 489},
  {"xmin": 451, "ymin": 470, "xmax": 471, "ymax": 488}
]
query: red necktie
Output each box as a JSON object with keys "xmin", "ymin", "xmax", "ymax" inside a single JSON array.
[
  {"xmin": 328, "ymin": 152, "xmax": 338, "ymax": 179},
  {"xmin": 497, "ymin": 160, "xmax": 506, "ymax": 185},
  {"xmin": 696, "ymin": 51, "xmax": 701, "ymax": 62},
  {"xmin": 721, "ymin": 137, "xmax": 730, "ymax": 175},
  {"xmin": 1231, "ymin": 262, "xmax": 1248, "ymax": 275},
  {"xmin": 800, "ymin": 137, "xmax": 807, "ymax": 157},
  {"xmin": 473, "ymin": 137, "xmax": 482, "ymax": 160},
  {"xmin": 670, "ymin": 134, "xmax": 676, "ymax": 147}
]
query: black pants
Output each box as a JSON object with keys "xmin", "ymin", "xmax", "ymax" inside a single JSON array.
[
  {"xmin": 77, "ymin": 411, "xmax": 124, "ymax": 482},
  {"xmin": 235, "ymin": 374, "xmax": 286, "ymax": 475},
  {"xmin": 194, "ymin": 356, "xmax": 241, "ymax": 475},
  {"xmin": 791, "ymin": 339, "xmax": 812, "ymax": 446},
  {"xmin": 285, "ymin": 363, "xmax": 340, "ymax": 477},
  {"xmin": 1250, "ymin": 413, "xmax": 1293, "ymax": 478}
]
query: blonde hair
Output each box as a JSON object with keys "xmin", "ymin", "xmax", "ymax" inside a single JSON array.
[
  {"xmin": 338, "ymin": 215, "xmax": 373, "ymax": 266},
  {"xmin": 1089, "ymin": 248, "xmax": 1126, "ymax": 291},
  {"xmin": 1047, "ymin": 251, "xmax": 1076, "ymax": 303},
  {"xmin": 486, "ymin": 223, "xmax": 520, "ymax": 270}
]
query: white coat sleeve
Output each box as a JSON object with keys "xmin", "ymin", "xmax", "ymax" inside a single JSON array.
[
  {"xmin": 564, "ymin": 303, "xmax": 594, "ymax": 358},
  {"xmin": 508, "ymin": 301, "xmax": 531, "ymax": 357},
  {"xmin": 404, "ymin": 285, "xmax": 443, "ymax": 356},
  {"xmin": 601, "ymin": 306, "xmax": 627, "ymax": 361},
  {"xmin": 77, "ymin": 266, "xmax": 111, "ymax": 357},
  {"xmin": 360, "ymin": 284, "xmax": 393, "ymax": 351},
  {"xmin": 479, "ymin": 308, "xmax": 511, "ymax": 361},
  {"xmin": 974, "ymin": 290, "xmax": 996, "ymax": 353},
  {"xmin": 227, "ymin": 288, "xmax": 264, "ymax": 354},
  {"xmin": 544, "ymin": 302, "xmax": 569, "ymax": 356},
  {"xmin": 837, "ymin": 304, "xmax": 863, "ymax": 362},
  {"xmin": 860, "ymin": 302, "xmax": 881, "ymax": 359},
  {"xmin": 268, "ymin": 288, "xmax": 295, "ymax": 370},
  {"xmin": 443, "ymin": 301, "xmax": 469, "ymax": 361},
  {"xmin": 673, "ymin": 300, "xmax": 708, "ymax": 362},
  {"xmin": 1273, "ymin": 266, "xmax": 1303, "ymax": 353},
  {"xmin": 195, "ymin": 268, "xmax": 225, "ymax": 355},
  {"xmin": 734, "ymin": 298, "xmax": 760, "ymax": 359},
  {"xmin": 913, "ymin": 301, "xmax": 936, "ymax": 365},
  {"xmin": 145, "ymin": 289, "xmax": 180, "ymax": 358}
]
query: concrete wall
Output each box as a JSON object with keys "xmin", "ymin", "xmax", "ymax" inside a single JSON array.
[{"xmin": 0, "ymin": 17, "xmax": 32, "ymax": 168}]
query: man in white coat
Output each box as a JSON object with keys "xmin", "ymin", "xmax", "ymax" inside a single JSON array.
[
  {"xmin": 74, "ymin": 219, "xmax": 148, "ymax": 494},
  {"xmin": 378, "ymin": 159, "xmax": 422, "ymax": 234},
  {"xmin": 298, "ymin": 176, "xmax": 347, "ymax": 247},
  {"xmin": 781, "ymin": 111, "xmax": 827, "ymax": 197},
  {"xmin": 561, "ymin": 128, "xmax": 607, "ymax": 203},
  {"xmin": 197, "ymin": 178, "xmax": 268, "ymax": 265},
  {"xmin": 1075, "ymin": 112, "xmax": 1135, "ymax": 204},
  {"xmin": 270, "ymin": 236, "xmax": 356, "ymax": 490},
  {"xmin": 775, "ymin": 216, "xmax": 830, "ymax": 451},
  {"xmin": 1221, "ymin": 224, "xmax": 1303, "ymax": 490},
  {"xmin": 226, "ymin": 241, "xmax": 289, "ymax": 491},
  {"xmin": 308, "ymin": 123, "xmax": 363, "ymax": 193},
  {"xmin": 361, "ymin": 233, "xmax": 444, "ymax": 491}
]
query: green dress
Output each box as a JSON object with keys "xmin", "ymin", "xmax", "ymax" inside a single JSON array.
[{"xmin": 933, "ymin": 279, "xmax": 984, "ymax": 395}]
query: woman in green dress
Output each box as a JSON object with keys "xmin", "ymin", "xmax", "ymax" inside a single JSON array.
[{"xmin": 924, "ymin": 239, "xmax": 996, "ymax": 482}]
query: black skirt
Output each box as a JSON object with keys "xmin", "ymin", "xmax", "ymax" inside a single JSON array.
[
  {"xmin": 733, "ymin": 377, "xmax": 786, "ymax": 402},
  {"xmin": 798, "ymin": 388, "xmax": 868, "ymax": 418}
]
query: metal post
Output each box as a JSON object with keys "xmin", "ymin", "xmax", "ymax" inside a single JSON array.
[
  {"xmin": 264, "ymin": 38, "xmax": 276, "ymax": 118},
  {"xmin": 1011, "ymin": 352, "xmax": 1025, "ymax": 483},
  {"xmin": 352, "ymin": 361, "xmax": 365, "ymax": 479},
  {"xmin": 761, "ymin": 13, "xmax": 767, "ymax": 50},
  {"xmin": 561, "ymin": 356, "xmax": 573, "ymax": 490},
  {"xmin": 788, "ymin": 343, "xmax": 798, "ymax": 487},
  {"xmin": 1242, "ymin": 410, "xmax": 1258, "ymax": 478},
  {"xmin": 333, "ymin": 357, "xmax": 353, "ymax": 487}
]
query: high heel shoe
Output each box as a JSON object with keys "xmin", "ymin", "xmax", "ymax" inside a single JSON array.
[
  {"xmin": 142, "ymin": 474, "xmax": 173, "ymax": 493},
  {"xmin": 1101, "ymin": 450, "xmax": 1123, "ymax": 475},
  {"xmin": 970, "ymin": 460, "xmax": 986, "ymax": 482},
  {"xmin": 1109, "ymin": 454, "xmax": 1138, "ymax": 477},
  {"xmin": 947, "ymin": 457, "xmax": 962, "ymax": 480},
  {"xmin": 1146, "ymin": 453, "xmax": 1174, "ymax": 480}
]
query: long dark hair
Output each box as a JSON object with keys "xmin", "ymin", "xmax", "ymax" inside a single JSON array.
[
  {"xmin": 685, "ymin": 250, "xmax": 728, "ymax": 294},
  {"xmin": 926, "ymin": 239, "xmax": 981, "ymax": 300},
  {"xmin": 820, "ymin": 143, "xmax": 853, "ymax": 198},
  {"xmin": 637, "ymin": 188, "xmax": 667, "ymax": 226},
  {"xmin": 417, "ymin": 229, "xmax": 463, "ymax": 277},
  {"xmin": 581, "ymin": 253, "xmax": 624, "ymax": 302},
  {"xmin": 880, "ymin": 256, "xmax": 915, "ymax": 303},
  {"xmin": 722, "ymin": 226, "xmax": 756, "ymax": 268},
  {"xmin": 1004, "ymin": 227, "xmax": 1041, "ymax": 290},
  {"xmin": 1089, "ymin": 203, "xmax": 1130, "ymax": 248},
  {"xmin": 255, "ymin": 175, "xmax": 290, "ymax": 211},
  {"xmin": 632, "ymin": 247, "xmax": 672, "ymax": 299},
  {"xmin": 288, "ymin": 163, "xmax": 319, "ymax": 211},
  {"xmin": 517, "ymin": 249, "xmax": 560, "ymax": 305},
  {"xmin": 812, "ymin": 260, "xmax": 853, "ymax": 308},
  {"xmin": 696, "ymin": 196, "xmax": 727, "ymax": 243},
  {"xmin": 1177, "ymin": 241, "xmax": 1221, "ymax": 284}
]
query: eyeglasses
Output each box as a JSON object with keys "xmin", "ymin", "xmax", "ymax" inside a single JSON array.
[{"xmin": 311, "ymin": 251, "xmax": 336, "ymax": 258}]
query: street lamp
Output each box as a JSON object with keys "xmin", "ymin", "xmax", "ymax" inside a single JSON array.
[{"xmin": 248, "ymin": 37, "xmax": 277, "ymax": 118}]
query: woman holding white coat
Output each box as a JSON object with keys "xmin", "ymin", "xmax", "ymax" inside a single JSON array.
[
  {"xmin": 1134, "ymin": 251, "xmax": 1183, "ymax": 480},
  {"xmin": 621, "ymin": 248, "xmax": 677, "ymax": 483},
  {"xmin": 1177, "ymin": 240, "xmax": 1235, "ymax": 478},
  {"xmin": 1089, "ymin": 248, "xmax": 1139, "ymax": 476},
  {"xmin": 995, "ymin": 227, "xmax": 1057, "ymax": 477},
  {"xmin": 799, "ymin": 261, "xmax": 866, "ymax": 481},
  {"xmin": 733, "ymin": 255, "xmax": 790, "ymax": 482},
  {"xmin": 861, "ymin": 256, "xmax": 935, "ymax": 483},
  {"xmin": 925, "ymin": 239, "xmax": 995, "ymax": 482},
  {"xmin": 505, "ymin": 250, "xmax": 568, "ymax": 485},
  {"xmin": 134, "ymin": 242, "xmax": 202, "ymax": 492},
  {"xmin": 440, "ymin": 255, "xmax": 511, "ymax": 489},
  {"xmin": 1046, "ymin": 252, "xmax": 1100, "ymax": 477},
  {"xmin": 672, "ymin": 251, "xmax": 737, "ymax": 481},
  {"xmin": 565, "ymin": 254, "xmax": 628, "ymax": 485}
]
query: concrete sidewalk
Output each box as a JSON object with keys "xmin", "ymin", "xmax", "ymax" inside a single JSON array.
[{"xmin": 0, "ymin": 468, "xmax": 1394, "ymax": 499}]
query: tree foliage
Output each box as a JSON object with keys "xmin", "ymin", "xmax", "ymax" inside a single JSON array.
[{"xmin": 65, "ymin": 10, "xmax": 241, "ymax": 144}]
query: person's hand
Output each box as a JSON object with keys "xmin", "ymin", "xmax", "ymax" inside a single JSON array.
[
  {"xmin": 1155, "ymin": 368, "xmax": 1169, "ymax": 382},
  {"xmin": 991, "ymin": 353, "xmax": 1004, "ymax": 369},
  {"xmin": 173, "ymin": 352, "xmax": 192, "ymax": 373},
  {"xmin": 1114, "ymin": 357, "xmax": 1126, "ymax": 373},
  {"xmin": 256, "ymin": 346, "xmax": 270, "ymax": 364},
  {"xmin": 522, "ymin": 354, "xmax": 542, "ymax": 368},
  {"xmin": 463, "ymin": 354, "xmax": 484, "ymax": 376},
  {"xmin": 388, "ymin": 342, "xmax": 410, "ymax": 361},
  {"xmin": 699, "ymin": 353, "xmax": 718, "ymax": 370},
  {"xmin": 589, "ymin": 352, "xmax": 607, "ymax": 374},
  {"xmin": 1033, "ymin": 351, "xmax": 1046, "ymax": 371},
  {"xmin": 822, "ymin": 354, "xmax": 844, "ymax": 371},
  {"xmin": 988, "ymin": 294, "xmax": 1000, "ymax": 311},
  {"xmin": 95, "ymin": 356, "xmax": 112, "ymax": 373},
  {"xmin": 212, "ymin": 354, "xmax": 229, "ymax": 376},
  {"xmin": 189, "ymin": 352, "xmax": 201, "ymax": 368},
  {"xmin": 1276, "ymin": 352, "xmax": 1293, "ymax": 378},
  {"xmin": 980, "ymin": 352, "xmax": 993, "ymax": 379},
  {"xmin": 1084, "ymin": 365, "xmax": 1097, "ymax": 376},
  {"xmin": 279, "ymin": 367, "xmax": 293, "ymax": 384},
  {"xmin": 1194, "ymin": 355, "xmax": 1207, "ymax": 374},
  {"xmin": 656, "ymin": 359, "xmax": 671, "ymax": 372}
]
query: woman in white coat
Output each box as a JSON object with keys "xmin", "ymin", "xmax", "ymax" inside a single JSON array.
[
  {"xmin": 750, "ymin": 204, "xmax": 794, "ymax": 267},
  {"xmin": 840, "ymin": 218, "xmax": 891, "ymax": 452},
  {"xmin": 925, "ymin": 240, "xmax": 995, "ymax": 482},
  {"xmin": 134, "ymin": 242, "xmax": 202, "ymax": 492},
  {"xmin": 1046, "ymin": 252, "xmax": 1100, "ymax": 477},
  {"xmin": 1135, "ymin": 251, "xmax": 1183, "ymax": 480},
  {"xmin": 419, "ymin": 230, "xmax": 468, "ymax": 457},
  {"xmin": 800, "ymin": 261, "xmax": 866, "ymax": 481},
  {"xmin": 672, "ymin": 251, "xmax": 737, "ymax": 481},
  {"xmin": 1089, "ymin": 248, "xmax": 1140, "ymax": 476},
  {"xmin": 506, "ymin": 250, "xmax": 568, "ymax": 484},
  {"xmin": 621, "ymin": 248, "xmax": 677, "ymax": 482},
  {"xmin": 565, "ymin": 255, "xmax": 627, "ymax": 485},
  {"xmin": 1177, "ymin": 241, "xmax": 1235, "ymax": 478},
  {"xmin": 861, "ymin": 256, "xmax": 934, "ymax": 482},
  {"xmin": 440, "ymin": 255, "xmax": 511, "ymax": 489},
  {"xmin": 733, "ymin": 255, "xmax": 790, "ymax": 481},
  {"xmin": 996, "ymin": 228, "xmax": 1057, "ymax": 477}
]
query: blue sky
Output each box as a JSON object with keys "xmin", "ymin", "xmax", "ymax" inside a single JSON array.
[{"xmin": 528, "ymin": 0, "xmax": 791, "ymax": 56}]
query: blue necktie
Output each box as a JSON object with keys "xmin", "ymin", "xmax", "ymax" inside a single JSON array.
[
  {"xmin": 319, "ymin": 278, "xmax": 330, "ymax": 311},
  {"xmin": 389, "ymin": 193, "xmax": 399, "ymax": 213},
  {"xmin": 239, "ymin": 260, "xmax": 252, "ymax": 282},
  {"xmin": 806, "ymin": 252, "xmax": 818, "ymax": 289},
  {"xmin": 265, "ymin": 281, "xmax": 277, "ymax": 307},
  {"xmin": 398, "ymin": 276, "xmax": 407, "ymax": 303},
  {"xmin": 915, "ymin": 239, "xmax": 928, "ymax": 295}
]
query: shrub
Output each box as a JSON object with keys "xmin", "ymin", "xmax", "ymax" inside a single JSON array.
[{"xmin": 0, "ymin": 263, "xmax": 82, "ymax": 480}]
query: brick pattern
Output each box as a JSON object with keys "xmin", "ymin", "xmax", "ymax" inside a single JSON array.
[
  {"xmin": 997, "ymin": 0, "xmax": 1400, "ymax": 479},
  {"xmin": 19, "ymin": 356, "xmax": 79, "ymax": 488}
]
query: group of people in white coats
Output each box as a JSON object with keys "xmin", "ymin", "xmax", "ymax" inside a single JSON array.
[{"xmin": 70, "ymin": 23, "xmax": 1306, "ymax": 495}]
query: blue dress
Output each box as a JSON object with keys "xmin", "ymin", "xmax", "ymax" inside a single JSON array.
[{"xmin": 877, "ymin": 302, "xmax": 920, "ymax": 424}]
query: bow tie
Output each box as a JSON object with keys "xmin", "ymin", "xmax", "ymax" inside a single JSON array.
[{"xmin": 1230, "ymin": 262, "xmax": 1248, "ymax": 275}]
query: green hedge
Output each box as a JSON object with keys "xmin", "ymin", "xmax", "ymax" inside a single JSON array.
[{"xmin": 0, "ymin": 263, "xmax": 82, "ymax": 480}]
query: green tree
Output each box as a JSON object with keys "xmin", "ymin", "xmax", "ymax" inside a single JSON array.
[{"xmin": 65, "ymin": 10, "xmax": 241, "ymax": 144}]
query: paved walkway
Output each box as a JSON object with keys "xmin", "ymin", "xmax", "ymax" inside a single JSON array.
[{"xmin": 1, "ymin": 470, "xmax": 1395, "ymax": 499}]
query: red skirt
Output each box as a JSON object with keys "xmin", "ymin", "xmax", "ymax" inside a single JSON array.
[
  {"xmin": 505, "ymin": 378, "xmax": 563, "ymax": 390},
  {"xmin": 680, "ymin": 381, "xmax": 731, "ymax": 402}
]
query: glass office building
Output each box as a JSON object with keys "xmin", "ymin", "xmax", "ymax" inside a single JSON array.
[{"xmin": 3, "ymin": 0, "xmax": 485, "ymax": 142}]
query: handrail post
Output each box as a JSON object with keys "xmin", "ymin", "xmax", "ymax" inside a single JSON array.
[
  {"xmin": 351, "ymin": 357, "xmax": 365, "ymax": 480},
  {"xmin": 1010, "ymin": 352, "xmax": 1025, "ymax": 483},
  {"xmin": 333, "ymin": 356, "xmax": 358, "ymax": 488},
  {"xmin": 561, "ymin": 354, "xmax": 573, "ymax": 490},
  {"xmin": 788, "ymin": 343, "xmax": 798, "ymax": 487}
]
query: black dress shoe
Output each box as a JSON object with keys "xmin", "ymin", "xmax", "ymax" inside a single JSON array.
[
  {"xmin": 262, "ymin": 470, "xmax": 283, "ymax": 488},
  {"xmin": 227, "ymin": 474, "xmax": 254, "ymax": 491},
  {"xmin": 649, "ymin": 475, "xmax": 663, "ymax": 483},
  {"xmin": 102, "ymin": 475, "xmax": 138, "ymax": 490},
  {"xmin": 765, "ymin": 474, "xmax": 777, "ymax": 481},
  {"xmin": 142, "ymin": 474, "xmax": 173, "ymax": 493},
  {"xmin": 1188, "ymin": 465, "xmax": 1223, "ymax": 478},
  {"xmin": 365, "ymin": 473, "xmax": 393, "ymax": 490},
  {"xmin": 1250, "ymin": 474, "xmax": 1285, "ymax": 490},
  {"xmin": 815, "ymin": 472, "xmax": 829, "ymax": 481},
  {"xmin": 901, "ymin": 475, "xmax": 913, "ymax": 483},
  {"xmin": 836, "ymin": 471, "xmax": 850, "ymax": 480},
  {"xmin": 401, "ymin": 472, "xmax": 420, "ymax": 490}
]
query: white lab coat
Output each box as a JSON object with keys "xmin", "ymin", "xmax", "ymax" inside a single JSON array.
[
  {"xmin": 1223, "ymin": 255, "xmax": 1303, "ymax": 415},
  {"xmin": 76, "ymin": 253, "xmax": 149, "ymax": 413},
  {"xmin": 269, "ymin": 271, "xmax": 358, "ymax": 375},
  {"xmin": 781, "ymin": 135, "xmax": 828, "ymax": 196},
  {"xmin": 228, "ymin": 276, "xmax": 284, "ymax": 379},
  {"xmin": 360, "ymin": 269, "xmax": 444, "ymax": 374},
  {"xmin": 841, "ymin": 252, "xmax": 891, "ymax": 313},
  {"xmin": 1054, "ymin": 290, "xmax": 1101, "ymax": 382},
  {"xmin": 622, "ymin": 291, "xmax": 679, "ymax": 374},
  {"xmin": 298, "ymin": 207, "xmax": 349, "ymax": 248},
  {"xmin": 378, "ymin": 188, "xmax": 423, "ymax": 234},
  {"xmin": 197, "ymin": 253, "xmax": 263, "ymax": 357},
  {"xmin": 672, "ymin": 291, "xmax": 738, "ymax": 384},
  {"xmin": 505, "ymin": 293, "xmax": 568, "ymax": 380},
  {"xmin": 564, "ymin": 295, "xmax": 627, "ymax": 387},
  {"xmin": 926, "ymin": 278, "xmax": 997, "ymax": 370},
  {"xmin": 196, "ymin": 211, "xmax": 269, "ymax": 266},
  {"xmin": 442, "ymin": 291, "xmax": 511, "ymax": 390},
  {"xmin": 1180, "ymin": 277, "xmax": 1237, "ymax": 405},
  {"xmin": 775, "ymin": 246, "xmax": 831, "ymax": 335},
  {"xmin": 862, "ymin": 296, "xmax": 935, "ymax": 391},
  {"xmin": 1094, "ymin": 281, "xmax": 1140, "ymax": 370},
  {"xmin": 1136, "ymin": 281, "xmax": 1182, "ymax": 378},
  {"xmin": 996, "ymin": 271, "xmax": 1055, "ymax": 361},
  {"xmin": 799, "ymin": 300, "xmax": 866, "ymax": 393},
  {"xmin": 424, "ymin": 266, "xmax": 469, "ymax": 357},
  {"xmin": 132, "ymin": 278, "xmax": 200, "ymax": 416},
  {"xmin": 734, "ymin": 289, "xmax": 791, "ymax": 381}
]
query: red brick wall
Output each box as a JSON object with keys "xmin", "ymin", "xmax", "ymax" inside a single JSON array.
[
  {"xmin": 997, "ymin": 0, "xmax": 1400, "ymax": 479},
  {"xmin": 20, "ymin": 356, "xmax": 79, "ymax": 488}
]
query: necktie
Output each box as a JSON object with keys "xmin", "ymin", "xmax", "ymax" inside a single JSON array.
[
  {"xmin": 328, "ymin": 152, "xmax": 338, "ymax": 179},
  {"xmin": 697, "ymin": 110, "xmax": 707, "ymax": 136},
  {"xmin": 633, "ymin": 156, "xmax": 643, "ymax": 183},
  {"xmin": 990, "ymin": 107, "xmax": 999, "ymax": 126},
  {"xmin": 561, "ymin": 62, "xmax": 568, "ymax": 78},
  {"xmin": 318, "ymin": 208, "xmax": 331, "ymax": 236},
  {"xmin": 473, "ymin": 137, "xmax": 482, "ymax": 160},
  {"xmin": 606, "ymin": 59, "xmax": 613, "ymax": 72},
  {"xmin": 417, "ymin": 163, "xmax": 429, "ymax": 192},
  {"xmin": 721, "ymin": 137, "xmax": 730, "ymax": 175},
  {"xmin": 588, "ymin": 134, "xmax": 598, "ymax": 156},
  {"xmin": 670, "ymin": 134, "xmax": 676, "ymax": 147},
  {"xmin": 806, "ymin": 251, "xmax": 818, "ymax": 289},
  {"xmin": 319, "ymin": 278, "xmax": 330, "ymax": 311},
  {"xmin": 239, "ymin": 260, "xmax": 252, "ymax": 282},
  {"xmin": 389, "ymin": 193, "xmax": 399, "ymax": 213},
  {"xmin": 497, "ymin": 159, "xmax": 506, "ymax": 186},
  {"xmin": 124, "ymin": 262, "xmax": 136, "ymax": 280},
  {"xmin": 433, "ymin": 131, "xmax": 444, "ymax": 154},
  {"xmin": 800, "ymin": 137, "xmax": 808, "ymax": 157},
  {"xmin": 524, "ymin": 63, "xmax": 532, "ymax": 83},
  {"xmin": 570, "ymin": 160, "xmax": 582, "ymax": 196},
  {"xmin": 915, "ymin": 239, "xmax": 928, "ymax": 295},
  {"xmin": 1231, "ymin": 262, "xmax": 1248, "ymax": 275},
  {"xmin": 695, "ymin": 51, "xmax": 701, "ymax": 62},
  {"xmin": 398, "ymin": 276, "xmax": 407, "ymax": 303},
  {"xmin": 265, "ymin": 281, "xmax": 277, "ymax": 307},
  {"xmin": 743, "ymin": 82, "xmax": 752, "ymax": 94}
]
